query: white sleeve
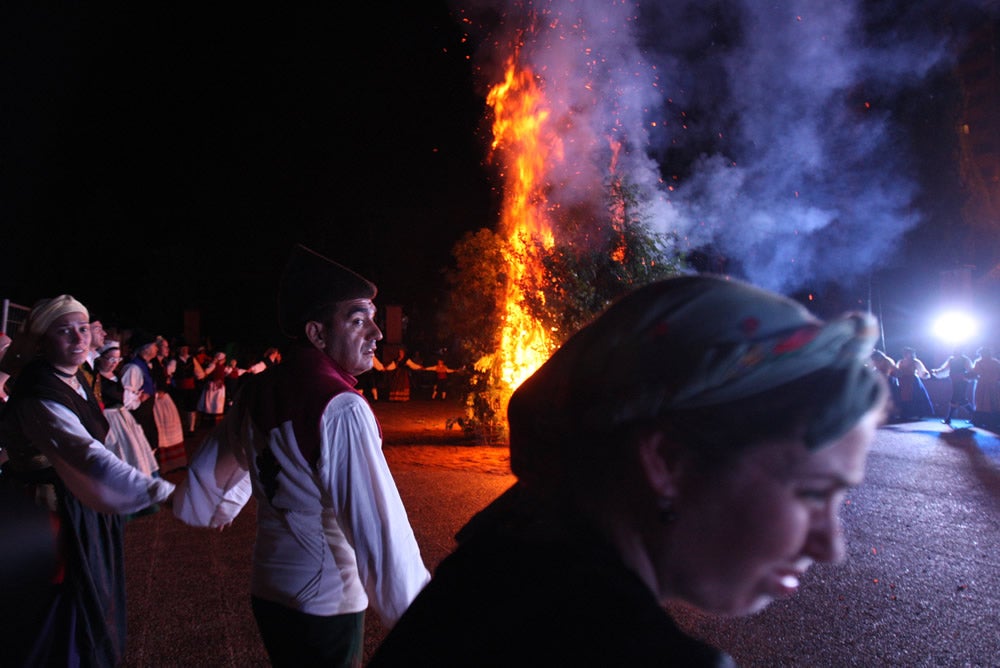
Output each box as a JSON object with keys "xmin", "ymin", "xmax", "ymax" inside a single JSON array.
[
  {"xmin": 21, "ymin": 399, "xmax": 175, "ymax": 514},
  {"xmin": 120, "ymin": 363, "xmax": 143, "ymax": 410},
  {"xmin": 173, "ymin": 412, "xmax": 252, "ymax": 528},
  {"xmin": 319, "ymin": 393, "xmax": 430, "ymax": 627}
]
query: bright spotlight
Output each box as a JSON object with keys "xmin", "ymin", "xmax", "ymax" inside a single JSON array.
[{"xmin": 930, "ymin": 311, "xmax": 979, "ymax": 345}]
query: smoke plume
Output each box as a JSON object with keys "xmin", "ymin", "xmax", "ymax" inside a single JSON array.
[{"xmin": 455, "ymin": 0, "xmax": 996, "ymax": 293}]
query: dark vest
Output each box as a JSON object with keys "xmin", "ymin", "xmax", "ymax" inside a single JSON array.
[
  {"xmin": 245, "ymin": 344, "xmax": 370, "ymax": 467},
  {"xmin": 2, "ymin": 359, "xmax": 109, "ymax": 474}
]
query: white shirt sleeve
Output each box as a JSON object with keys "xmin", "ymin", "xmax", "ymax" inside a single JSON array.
[
  {"xmin": 120, "ymin": 363, "xmax": 144, "ymax": 410},
  {"xmin": 19, "ymin": 399, "xmax": 175, "ymax": 514},
  {"xmin": 173, "ymin": 412, "xmax": 252, "ymax": 528},
  {"xmin": 318, "ymin": 393, "xmax": 430, "ymax": 627}
]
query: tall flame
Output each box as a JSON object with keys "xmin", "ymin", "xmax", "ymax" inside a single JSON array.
[{"xmin": 486, "ymin": 50, "xmax": 560, "ymax": 407}]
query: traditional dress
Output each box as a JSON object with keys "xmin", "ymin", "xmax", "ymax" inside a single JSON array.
[
  {"xmin": 197, "ymin": 357, "xmax": 228, "ymax": 418},
  {"xmin": 972, "ymin": 352, "xmax": 1000, "ymax": 428},
  {"xmin": 170, "ymin": 351, "xmax": 203, "ymax": 433},
  {"xmin": 385, "ymin": 353, "xmax": 422, "ymax": 402},
  {"xmin": 151, "ymin": 355, "xmax": 184, "ymax": 450},
  {"xmin": 175, "ymin": 345, "xmax": 429, "ymax": 663},
  {"xmin": 930, "ymin": 353, "xmax": 975, "ymax": 423},
  {"xmin": 121, "ymin": 356, "xmax": 159, "ymax": 449},
  {"xmin": 895, "ymin": 354, "xmax": 934, "ymax": 419},
  {"xmin": 94, "ymin": 371, "xmax": 160, "ymax": 477},
  {"xmin": 0, "ymin": 359, "xmax": 174, "ymax": 667}
]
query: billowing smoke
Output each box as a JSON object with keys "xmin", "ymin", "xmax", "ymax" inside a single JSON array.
[{"xmin": 456, "ymin": 0, "xmax": 996, "ymax": 293}]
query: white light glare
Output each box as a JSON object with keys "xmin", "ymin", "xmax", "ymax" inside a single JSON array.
[{"xmin": 931, "ymin": 311, "xmax": 979, "ymax": 345}]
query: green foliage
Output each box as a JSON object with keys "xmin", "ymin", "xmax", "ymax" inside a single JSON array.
[
  {"xmin": 437, "ymin": 227, "xmax": 509, "ymax": 366},
  {"xmin": 439, "ymin": 178, "xmax": 688, "ymax": 442},
  {"xmin": 521, "ymin": 177, "xmax": 686, "ymax": 348}
]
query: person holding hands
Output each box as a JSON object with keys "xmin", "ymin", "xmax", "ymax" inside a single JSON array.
[
  {"xmin": 174, "ymin": 244, "xmax": 429, "ymax": 667},
  {"xmin": 0, "ymin": 295, "xmax": 175, "ymax": 667}
]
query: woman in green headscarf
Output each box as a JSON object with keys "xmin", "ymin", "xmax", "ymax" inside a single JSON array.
[{"xmin": 371, "ymin": 274, "xmax": 889, "ymax": 667}]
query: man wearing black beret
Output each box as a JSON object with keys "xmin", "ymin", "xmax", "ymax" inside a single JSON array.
[{"xmin": 174, "ymin": 244, "xmax": 430, "ymax": 667}]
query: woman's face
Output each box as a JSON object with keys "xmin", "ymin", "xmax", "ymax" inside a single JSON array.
[
  {"xmin": 97, "ymin": 351, "xmax": 122, "ymax": 373},
  {"xmin": 40, "ymin": 311, "xmax": 91, "ymax": 371},
  {"xmin": 664, "ymin": 409, "xmax": 879, "ymax": 617}
]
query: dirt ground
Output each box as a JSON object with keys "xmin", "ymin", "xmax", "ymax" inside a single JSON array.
[{"xmin": 372, "ymin": 398, "xmax": 513, "ymax": 476}]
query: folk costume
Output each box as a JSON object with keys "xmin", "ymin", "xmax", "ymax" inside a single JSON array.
[
  {"xmin": 170, "ymin": 346, "xmax": 204, "ymax": 434},
  {"xmin": 385, "ymin": 351, "xmax": 422, "ymax": 402},
  {"xmin": 93, "ymin": 342, "xmax": 160, "ymax": 478},
  {"xmin": 120, "ymin": 332, "xmax": 160, "ymax": 451},
  {"xmin": 151, "ymin": 342, "xmax": 185, "ymax": 451},
  {"xmin": 1, "ymin": 355, "xmax": 174, "ymax": 667},
  {"xmin": 972, "ymin": 348, "xmax": 1000, "ymax": 429},
  {"xmin": 895, "ymin": 350, "xmax": 934, "ymax": 420},
  {"xmin": 175, "ymin": 244, "xmax": 429, "ymax": 667},
  {"xmin": 197, "ymin": 354, "xmax": 228, "ymax": 420}
]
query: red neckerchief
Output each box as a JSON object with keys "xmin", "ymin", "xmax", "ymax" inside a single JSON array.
[{"xmin": 249, "ymin": 344, "xmax": 378, "ymax": 467}]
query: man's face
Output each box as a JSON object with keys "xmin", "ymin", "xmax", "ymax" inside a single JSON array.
[
  {"xmin": 319, "ymin": 299, "xmax": 383, "ymax": 376},
  {"xmin": 90, "ymin": 320, "xmax": 106, "ymax": 350},
  {"xmin": 139, "ymin": 343, "xmax": 158, "ymax": 362}
]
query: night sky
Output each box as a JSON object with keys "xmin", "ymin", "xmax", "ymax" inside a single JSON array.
[
  {"xmin": 2, "ymin": 2, "xmax": 997, "ymax": 361},
  {"xmin": 2, "ymin": 3, "xmax": 495, "ymax": 351}
]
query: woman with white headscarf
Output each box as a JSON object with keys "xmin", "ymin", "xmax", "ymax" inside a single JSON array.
[
  {"xmin": 0, "ymin": 295, "xmax": 175, "ymax": 667},
  {"xmin": 93, "ymin": 339, "xmax": 161, "ymax": 478}
]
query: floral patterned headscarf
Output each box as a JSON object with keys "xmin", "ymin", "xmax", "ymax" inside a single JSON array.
[{"xmin": 507, "ymin": 274, "xmax": 882, "ymax": 483}]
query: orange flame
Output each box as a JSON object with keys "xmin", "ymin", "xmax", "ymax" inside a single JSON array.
[{"xmin": 485, "ymin": 52, "xmax": 560, "ymax": 405}]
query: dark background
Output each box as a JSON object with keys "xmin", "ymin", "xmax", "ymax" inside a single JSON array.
[
  {"xmin": 2, "ymin": 2, "xmax": 998, "ymax": 364},
  {"xmin": 1, "ymin": 3, "xmax": 496, "ymax": 353}
]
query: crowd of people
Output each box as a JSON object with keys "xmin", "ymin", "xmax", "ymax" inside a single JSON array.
[
  {"xmin": 2, "ymin": 241, "xmax": 997, "ymax": 666},
  {"xmin": 869, "ymin": 344, "xmax": 1000, "ymax": 428},
  {"xmin": 0, "ymin": 304, "xmax": 292, "ymax": 665}
]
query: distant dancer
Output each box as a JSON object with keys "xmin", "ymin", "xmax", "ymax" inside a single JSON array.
[
  {"xmin": 358, "ymin": 353, "xmax": 385, "ymax": 403},
  {"xmin": 895, "ymin": 346, "xmax": 933, "ymax": 420},
  {"xmin": 247, "ymin": 346, "xmax": 282, "ymax": 375},
  {"xmin": 152, "ymin": 335, "xmax": 186, "ymax": 469},
  {"xmin": 170, "ymin": 341, "xmax": 204, "ymax": 434},
  {"xmin": 930, "ymin": 348, "xmax": 975, "ymax": 425},
  {"xmin": 870, "ymin": 349, "xmax": 901, "ymax": 420},
  {"xmin": 120, "ymin": 330, "xmax": 161, "ymax": 450},
  {"xmin": 175, "ymin": 244, "xmax": 430, "ymax": 667},
  {"xmin": 196, "ymin": 351, "xmax": 227, "ymax": 424},
  {"xmin": 79, "ymin": 314, "xmax": 106, "ymax": 388},
  {"xmin": 92, "ymin": 340, "xmax": 160, "ymax": 478},
  {"xmin": 971, "ymin": 346, "xmax": 1000, "ymax": 429},
  {"xmin": 429, "ymin": 358, "xmax": 458, "ymax": 401},
  {"xmin": 385, "ymin": 347, "xmax": 423, "ymax": 402}
]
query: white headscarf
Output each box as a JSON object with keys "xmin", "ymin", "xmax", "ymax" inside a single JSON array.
[{"xmin": 27, "ymin": 295, "xmax": 89, "ymax": 335}]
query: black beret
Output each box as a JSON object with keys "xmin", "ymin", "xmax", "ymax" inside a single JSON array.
[{"xmin": 277, "ymin": 244, "xmax": 377, "ymax": 338}]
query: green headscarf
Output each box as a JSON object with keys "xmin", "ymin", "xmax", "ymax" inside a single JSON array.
[{"xmin": 508, "ymin": 274, "xmax": 883, "ymax": 485}]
